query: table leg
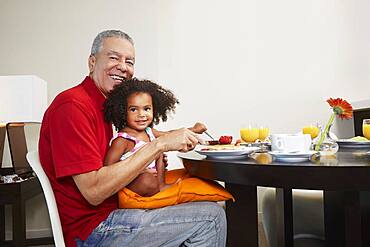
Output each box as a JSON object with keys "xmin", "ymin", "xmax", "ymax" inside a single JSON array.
[
  {"xmin": 0, "ymin": 205, "xmax": 5, "ymax": 243},
  {"xmin": 324, "ymin": 191, "xmax": 345, "ymax": 246},
  {"xmin": 344, "ymin": 191, "xmax": 361, "ymax": 247},
  {"xmin": 275, "ymin": 188, "xmax": 293, "ymax": 247},
  {"xmin": 360, "ymin": 191, "xmax": 370, "ymax": 246},
  {"xmin": 324, "ymin": 190, "xmax": 362, "ymax": 247},
  {"xmin": 13, "ymin": 197, "xmax": 26, "ymax": 246},
  {"xmin": 225, "ymin": 183, "xmax": 258, "ymax": 247}
]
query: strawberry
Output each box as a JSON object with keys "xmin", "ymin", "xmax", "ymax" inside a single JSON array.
[
  {"xmin": 235, "ymin": 139, "xmax": 242, "ymax": 146},
  {"xmin": 219, "ymin": 135, "xmax": 233, "ymax": 144}
]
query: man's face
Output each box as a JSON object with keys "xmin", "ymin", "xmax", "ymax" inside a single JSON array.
[
  {"xmin": 88, "ymin": 37, "xmax": 135, "ymax": 97},
  {"xmin": 126, "ymin": 92, "xmax": 154, "ymax": 131}
]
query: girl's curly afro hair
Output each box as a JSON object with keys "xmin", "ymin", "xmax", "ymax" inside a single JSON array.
[{"xmin": 104, "ymin": 78, "xmax": 179, "ymax": 131}]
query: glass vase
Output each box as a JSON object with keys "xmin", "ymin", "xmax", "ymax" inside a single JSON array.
[{"xmin": 312, "ymin": 125, "xmax": 339, "ymax": 156}]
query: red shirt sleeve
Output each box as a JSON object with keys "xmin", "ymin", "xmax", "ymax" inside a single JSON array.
[{"xmin": 49, "ymin": 101, "xmax": 103, "ymax": 178}]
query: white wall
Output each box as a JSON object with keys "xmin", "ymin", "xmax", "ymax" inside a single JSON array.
[
  {"xmin": 155, "ymin": 0, "xmax": 370, "ymax": 135},
  {"xmin": 1, "ymin": 0, "xmax": 370, "ymax": 237}
]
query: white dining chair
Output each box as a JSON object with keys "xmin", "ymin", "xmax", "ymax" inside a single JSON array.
[{"xmin": 26, "ymin": 151, "xmax": 66, "ymax": 247}]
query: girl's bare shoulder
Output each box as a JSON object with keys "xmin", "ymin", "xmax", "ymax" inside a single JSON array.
[{"xmin": 111, "ymin": 134, "xmax": 134, "ymax": 152}]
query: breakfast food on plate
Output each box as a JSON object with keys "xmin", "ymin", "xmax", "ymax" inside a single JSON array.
[
  {"xmin": 219, "ymin": 135, "xmax": 233, "ymax": 144},
  {"xmin": 201, "ymin": 135, "xmax": 236, "ymax": 149},
  {"xmin": 207, "ymin": 140, "xmax": 219, "ymax": 145},
  {"xmin": 200, "ymin": 144, "xmax": 243, "ymax": 151},
  {"xmin": 350, "ymin": 136, "xmax": 369, "ymax": 142}
]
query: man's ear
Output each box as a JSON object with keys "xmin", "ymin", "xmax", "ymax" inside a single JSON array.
[{"xmin": 88, "ymin": 55, "xmax": 96, "ymax": 73}]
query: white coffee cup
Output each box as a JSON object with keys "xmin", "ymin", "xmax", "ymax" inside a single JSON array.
[{"xmin": 271, "ymin": 134, "xmax": 311, "ymax": 153}]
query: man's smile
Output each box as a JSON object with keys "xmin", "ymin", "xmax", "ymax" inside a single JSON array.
[{"xmin": 109, "ymin": 74, "xmax": 125, "ymax": 83}]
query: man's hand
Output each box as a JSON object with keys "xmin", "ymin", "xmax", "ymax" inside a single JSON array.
[
  {"xmin": 156, "ymin": 128, "xmax": 201, "ymax": 152},
  {"xmin": 189, "ymin": 122, "xmax": 207, "ymax": 134}
]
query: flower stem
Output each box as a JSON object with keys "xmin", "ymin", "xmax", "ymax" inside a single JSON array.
[{"xmin": 315, "ymin": 113, "xmax": 335, "ymax": 151}]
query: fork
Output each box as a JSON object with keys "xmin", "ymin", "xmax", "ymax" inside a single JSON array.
[{"xmin": 204, "ymin": 131, "xmax": 216, "ymax": 140}]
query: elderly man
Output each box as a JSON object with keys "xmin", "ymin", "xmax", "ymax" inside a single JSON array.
[{"xmin": 39, "ymin": 30, "xmax": 226, "ymax": 247}]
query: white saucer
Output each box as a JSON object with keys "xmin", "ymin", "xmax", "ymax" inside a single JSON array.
[
  {"xmin": 268, "ymin": 151, "xmax": 317, "ymax": 163},
  {"xmin": 269, "ymin": 150, "xmax": 317, "ymax": 157},
  {"xmin": 273, "ymin": 156, "xmax": 309, "ymax": 163}
]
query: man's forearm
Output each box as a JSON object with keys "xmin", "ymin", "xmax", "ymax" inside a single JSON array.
[{"xmin": 73, "ymin": 139, "xmax": 165, "ymax": 206}]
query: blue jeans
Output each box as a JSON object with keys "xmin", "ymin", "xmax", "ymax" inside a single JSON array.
[{"xmin": 76, "ymin": 201, "xmax": 226, "ymax": 247}]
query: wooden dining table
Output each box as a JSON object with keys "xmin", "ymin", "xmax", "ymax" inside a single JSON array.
[{"xmin": 178, "ymin": 148, "xmax": 370, "ymax": 247}]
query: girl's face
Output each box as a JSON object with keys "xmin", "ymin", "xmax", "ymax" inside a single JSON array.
[{"xmin": 126, "ymin": 92, "xmax": 154, "ymax": 131}]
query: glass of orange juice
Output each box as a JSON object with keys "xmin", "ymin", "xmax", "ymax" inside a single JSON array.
[
  {"xmin": 258, "ymin": 126, "xmax": 270, "ymax": 141},
  {"xmin": 302, "ymin": 124, "xmax": 320, "ymax": 139},
  {"xmin": 363, "ymin": 119, "xmax": 370, "ymax": 140},
  {"xmin": 240, "ymin": 126, "xmax": 259, "ymax": 143}
]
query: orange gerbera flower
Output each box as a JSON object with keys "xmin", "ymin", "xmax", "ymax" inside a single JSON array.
[
  {"xmin": 327, "ymin": 97, "xmax": 353, "ymax": 120},
  {"xmin": 315, "ymin": 98, "xmax": 353, "ymax": 152}
]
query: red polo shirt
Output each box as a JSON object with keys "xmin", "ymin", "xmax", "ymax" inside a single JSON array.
[{"xmin": 39, "ymin": 76, "xmax": 116, "ymax": 247}]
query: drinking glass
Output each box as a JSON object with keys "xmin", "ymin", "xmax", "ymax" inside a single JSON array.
[
  {"xmin": 258, "ymin": 126, "xmax": 270, "ymax": 141},
  {"xmin": 302, "ymin": 124, "xmax": 320, "ymax": 139},
  {"xmin": 363, "ymin": 119, "xmax": 370, "ymax": 140},
  {"xmin": 240, "ymin": 126, "xmax": 259, "ymax": 143}
]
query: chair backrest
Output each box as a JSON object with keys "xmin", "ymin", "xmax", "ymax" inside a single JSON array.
[{"xmin": 26, "ymin": 151, "xmax": 66, "ymax": 247}]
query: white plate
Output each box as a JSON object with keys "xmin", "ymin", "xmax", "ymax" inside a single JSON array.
[
  {"xmin": 268, "ymin": 151, "xmax": 317, "ymax": 163},
  {"xmin": 195, "ymin": 145, "xmax": 259, "ymax": 159},
  {"xmin": 337, "ymin": 139, "xmax": 370, "ymax": 149}
]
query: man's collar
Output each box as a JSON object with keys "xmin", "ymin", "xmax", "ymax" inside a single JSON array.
[{"xmin": 82, "ymin": 76, "xmax": 106, "ymax": 109}]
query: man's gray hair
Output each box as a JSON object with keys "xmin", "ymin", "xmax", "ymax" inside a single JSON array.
[{"xmin": 90, "ymin": 30, "xmax": 134, "ymax": 56}]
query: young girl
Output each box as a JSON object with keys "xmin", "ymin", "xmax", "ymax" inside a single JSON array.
[{"xmin": 104, "ymin": 78, "xmax": 206, "ymax": 197}]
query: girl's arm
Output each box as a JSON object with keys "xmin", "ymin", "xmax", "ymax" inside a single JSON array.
[
  {"xmin": 155, "ymin": 153, "xmax": 165, "ymax": 186},
  {"xmin": 152, "ymin": 122, "xmax": 207, "ymax": 138},
  {"xmin": 104, "ymin": 137, "xmax": 132, "ymax": 165},
  {"xmin": 151, "ymin": 128, "xmax": 167, "ymax": 138}
]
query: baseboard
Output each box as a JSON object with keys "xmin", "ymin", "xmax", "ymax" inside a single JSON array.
[{"xmin": 5, "ymin": 228, "xmax": 52, "ymax": 240}]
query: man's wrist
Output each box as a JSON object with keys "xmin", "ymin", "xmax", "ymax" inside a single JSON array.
[{"xmin": 153, "ymin": 138, "xmax": 167, "ymax": 153}]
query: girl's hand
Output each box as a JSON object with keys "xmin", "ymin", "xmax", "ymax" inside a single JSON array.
[
  {"xmin": 141, "ymin": 169, "xmax": 157, "ymax": 175},
  {"xmin": 162, "ymin": 153, "xmax": 169, "ymax": 168}
]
